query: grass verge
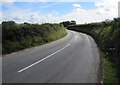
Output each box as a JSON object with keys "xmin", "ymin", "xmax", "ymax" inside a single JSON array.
[{"xmin": 100, "ymin": 52, "xmax": 119, "ymax": 84}]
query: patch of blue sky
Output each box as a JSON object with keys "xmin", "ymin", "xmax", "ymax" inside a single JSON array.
[{"xmin": 2, "ymin": 2, "xmax": 97, "ymax": 16}]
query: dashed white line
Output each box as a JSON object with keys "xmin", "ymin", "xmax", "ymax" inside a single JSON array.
[
  {"xmin": 84, "ymin": 34, "xmax": 90, "ymax": 43},
  {"xmin": 18, "ymin": 44, "xmax": 70, "ymax": 73},
  {"xmin": 75, "ymin": 35, "xmax": 78, "ymax": 40}
]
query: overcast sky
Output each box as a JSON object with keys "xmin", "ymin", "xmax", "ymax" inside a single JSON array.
[{"xmin": 1, "ymin": 0, "xmax": 119, "ymax": 24}]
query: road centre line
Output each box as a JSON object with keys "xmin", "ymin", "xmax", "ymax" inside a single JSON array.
[
  {"xmin": 75, "ymin": 35, "xmax": 78, "ymax": 40},
  {"xmin": 84, "ymin": 34, "xmax": 90, "ymax": 43},
  {"xmin": 18, "ymin": 44, "xmax": 70, "ymax": 73}
]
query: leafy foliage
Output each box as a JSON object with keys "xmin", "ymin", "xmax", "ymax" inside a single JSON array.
[{"xmin": 2, "ymin": 21, "xmax": 67, "ymax": 54}]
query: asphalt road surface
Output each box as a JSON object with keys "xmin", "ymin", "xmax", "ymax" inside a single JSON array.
[{"xmin": 3, "ymin": 30, "xmax": 101, "ymax": 83}]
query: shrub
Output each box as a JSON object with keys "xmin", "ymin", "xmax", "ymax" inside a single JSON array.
[{"xmin": 2, "ymin": 21, "xmax": 67, "ymax": 54}]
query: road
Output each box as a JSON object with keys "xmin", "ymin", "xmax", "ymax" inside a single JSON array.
[{"xmin": 2, "ymin": 30, "xmax": 101, "ymax": 83}]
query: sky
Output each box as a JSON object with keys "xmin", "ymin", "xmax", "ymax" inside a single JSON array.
[{"xmin": 0, "ymin": 0, "xmax": 119, "ymax": 24}]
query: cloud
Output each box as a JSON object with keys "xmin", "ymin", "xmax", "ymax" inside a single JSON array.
[
  {"xmin": 61, "ymin": 9, "xmax": 114, "ymax": 24},
  {"xmin": 0, "ymin": 0, "xmax": 15, "ymax": 6},
  {"xmin": 2, "ymin": 10, "xmax": 60, "ymax": 24},
  {"xmin": 60, "ymin": 0, "xmax": 119, "ymax": 24},
  {"xmin": 2, "ymin": 0, "xmax": 101, "ymax": 2},
  {"xmin": 95, "ymin": 0, "xmax": 119, "ymax": 17},
  {"xmin": 72, "ymin": 4, "xmax": 81, "ymax": 8},
  {"xmin": 62, "ymin": 0, "xmax": 119, "ymax": 23},
  {"xmin": 2, "ymin": 8, "xmax": 114, "ymax": 24},
  {"xmin": 2, "ymin": 0, "xmax": 119, "ymax": 24}
]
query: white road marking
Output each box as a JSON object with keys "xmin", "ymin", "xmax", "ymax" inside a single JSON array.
[
  {"xmin": 84, "ymin": 34, "xmax": 90, "ymax": 43},
  {"xmin": 75, "ymin": 35, "xmax": 78, "ymax": 40},
  {"xmin": 18, "ymin": 44, "xmax": 70, "ymax": 73}
]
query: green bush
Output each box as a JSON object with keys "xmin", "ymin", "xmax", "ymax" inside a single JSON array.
[{"xmin": 2, "ymin": 21, "xmax": 67, "ymax": 54}]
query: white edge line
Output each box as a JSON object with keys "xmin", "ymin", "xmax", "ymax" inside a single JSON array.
[{"xmin": 18, "ymin": 44, "xmax": 70, "ymax": 73}]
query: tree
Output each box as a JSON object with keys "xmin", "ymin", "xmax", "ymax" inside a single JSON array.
[
  {"xmin": 60, "ymin": 20, "xmax": 76, "ymax": 27},
  {"xmin": 70, "ymin": 20, "xmax": 76, "ymax": 25},
  {"xmin": 60, "ymin": 21, "xmax": 71, "ymax": 27}
]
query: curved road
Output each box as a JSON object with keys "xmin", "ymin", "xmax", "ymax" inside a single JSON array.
[{"xmin": 3, "ymin": 30, "xmax": 101, "ymax": 83}]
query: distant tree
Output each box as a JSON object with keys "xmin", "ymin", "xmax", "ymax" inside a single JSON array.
[
  {"xmin": 2, "ymin": 21, "xmax": 16, "ymax": 25},
  {"xmin": 24, "ymin": 22, "xmax": 30, "ymax": 25},
  {"xmin": 2, "ymin": 21, "xmax": 16, "ymax": 29},
  {"xmin": 70, "ymin": 20, "xmax": 76, "ymax": 25},
  {"xmin": 60, "ymin": 20, "xmax": 76, "ymax": 27},
  {"xmin": 60, "ymin": 21, "xmax": 71, "ymax": 27}
]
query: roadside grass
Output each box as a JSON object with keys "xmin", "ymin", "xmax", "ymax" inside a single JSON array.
[{"xmin": 100, "ymin": 52, "xmax": 119, "ymax": 84}]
